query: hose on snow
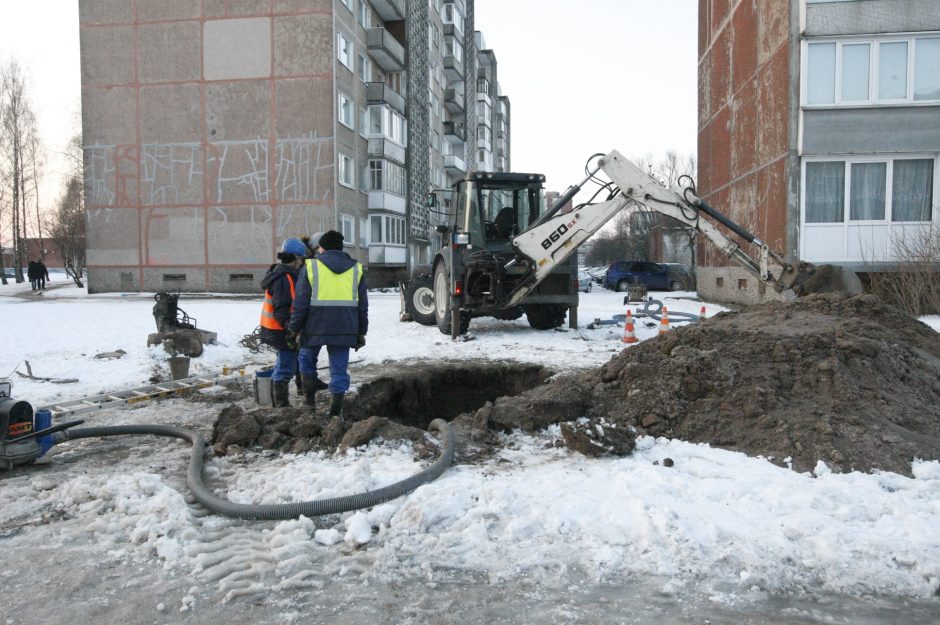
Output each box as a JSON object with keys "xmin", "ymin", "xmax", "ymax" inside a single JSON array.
[{"xmin": 51, "ymin": 419, "xmax": 454, "ymax": 520}]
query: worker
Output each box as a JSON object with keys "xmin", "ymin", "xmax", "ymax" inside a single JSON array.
[
  {"xmin": 288, "ymin": 229, "xmax": 368, "ymax": 418},
  {"xmin": 259, "ymin": 237, "xmax": 325, "ymax": 407}
]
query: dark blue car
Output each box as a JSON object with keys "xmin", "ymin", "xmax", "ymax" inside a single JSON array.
[{"xmin": 604, "ymin": 261, "xmax": 683, "ymax": 292}]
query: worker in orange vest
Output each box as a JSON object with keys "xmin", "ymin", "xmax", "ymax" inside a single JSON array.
[{"xmin": 260, "ymin": 237, "xmax": 326, "ymax": 407}]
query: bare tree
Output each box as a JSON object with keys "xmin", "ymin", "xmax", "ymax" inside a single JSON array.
[
  {"xmin": 0, "ymin": 59, "xmax": 39, "ymax": 283},
  {"xmin": 865, "ymin": 226, "xmax": 940, "ymax": 316},
  {"xmin": 584, "ymin": 151, "xmax": 697, "ymax": 271},
  {"xmin": 48, "ymin": 132, "xmax": 85, "ymax": 287}
]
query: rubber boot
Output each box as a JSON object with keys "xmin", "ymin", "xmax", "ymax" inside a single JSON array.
[
  {"xmin": 272, "ymin": 380, "xmax": 291, "ymax": 407},
  {"xmin": 301, "ymin": 374, "xmax": 328, "ymax": 407},
  {"xmin": 329, "ymin": 393, "xmax": 345, "ymax": 418}
]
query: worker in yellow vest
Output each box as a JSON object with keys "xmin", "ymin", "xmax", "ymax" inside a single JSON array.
[
  {"xmin": 288, "ymin": 230, "xmax": 368, "ymax": 417},
  {"xmin": 259, "ymin": 237, "xmax": 326, "ymax": 406}
]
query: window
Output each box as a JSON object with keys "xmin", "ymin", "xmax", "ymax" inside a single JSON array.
[
  {"xmin": 341, "ymin": 214, "xmax": 355, "ymax": 243},
  {"xmin": 367, "ymin": 159, "xmax": 406, "ymax": 196},
  {"xmin": 366, "ymin": 105, "xmax": 407, "ymax": 145},
  {"xmin": 442, "ymin": 3, "xmax": 464, "ymax": 34},
  {"xmin": 358, "ymin": 107, "xmax": 368, "ymax": 138},
  {"xmin": 914, "ymin": 37, "xmax": 940, "ymax": 101},
  {"xmin": 477, "ymin": 76, "xmax": 489, "ymax": 95},
  {"xmin": 805, "ymin": 161, "xmax": 845, "ymax": 223},
  {"xmin": 805, "ymin": 36, "xmax": 940, "ymax": 106},
  {"xmin": 337, "ymin": 33, "xmax": 353, "ymax": 70},
  {"xmin": 892, "ymin": 159, "xmax": 934, "ymax": 222},
  {"xmin": 444, "ymin": 37, "xmax": 462, "ymax": 63},
  {"xmin": 359, "ymin": 218, "xmax": 368, "ymax": 246},
  {"xmin": 804, "ymin": 157, "xmax": 935, "ymax": 224},
  {"xmin": 369, "ymin": 215, "xmax": 405, "ymax": 245},
  {"xmin": 339, "ymin": 153, "xmax": 354, "ymax": 188},
  {"xmin": 357, "ymin": 0, "xmax": 370, "ymax": 28},
  {"xmin": 338, "ymin": 92, "xmax": 354, "ymax": 129},
  {"xmin": 357, "ymin": 54, "xmax": 372, "ymax": 83},
  {"xmin": 340, "ymin": 0, "xmax": 352, "ymax": 11}
]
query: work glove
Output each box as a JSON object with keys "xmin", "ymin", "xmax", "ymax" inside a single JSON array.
[
  {"xmin": 354, "ymin": 334, "xmax": 366, "ymax": 351},
  {"xmin": 285, "ymin": 331, "xmax": 300, "ymax": 351}
]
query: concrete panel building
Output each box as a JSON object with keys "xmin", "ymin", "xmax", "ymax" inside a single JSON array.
[
  {"xmin": 697, "ymin": 0, "xmax": 940, "ymax": 304},
  {"xmin": 79, "ymin": 0, "xmax": 509, "ymax": 292}
]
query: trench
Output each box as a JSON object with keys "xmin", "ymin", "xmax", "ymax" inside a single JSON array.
[{"xmin": 346, "ymin": 362, "xmax": 553, "ymax": 428}]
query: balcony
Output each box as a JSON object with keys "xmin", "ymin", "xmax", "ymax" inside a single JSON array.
[
  {"xmin": 368, "ymin": 244, "xmax": 407, "ymax": 266},
  {"xmin": 366, "ymin": 82, "xmax": 405, "ymax": 114},
  {"xmin": 370, "ymin": 0, "xmax": 405, "ymax": 21},
  {"xmin": 443, "ymin": 54, "xmax": 464, "ymax": 81},
  {"xmin": 444, "ymin": 88, "xmax": 465, "ymax": 114},
  {"xmin": 367, "ymin": 27, "xmax": 405, "ymax": 71},
  {"xmin": 444, "ymin": 154, "xmax": 466, "ymax": 175},
  {"xmin": 368, "ymin": 137, "xmax": 406, "ymax": 165},
  {"xmin": 368, "ymin": 191, "xmax": 407, "ymax": 214},
  {"xmin": 443, "ymin": 121, "xmax": 466, "ymax": 144}
]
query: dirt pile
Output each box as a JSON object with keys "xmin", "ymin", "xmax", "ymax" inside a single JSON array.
[
  {"xmin": 211, "ymin": 294, "xmax": 940, "ymax": 475},
  {"xmin": 575, "ymin": 293, "xmax": 940, "ymax": 474}
]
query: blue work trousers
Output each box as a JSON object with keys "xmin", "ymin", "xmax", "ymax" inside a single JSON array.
[
  {"xmin": 271, "ymin": 348, "xmax": 298, "ymax": 382},
  {"xmin": 299, "ymin": 345, "xmax": 350, "ymax": 394}
]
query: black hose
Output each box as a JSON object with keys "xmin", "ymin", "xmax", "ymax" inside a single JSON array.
[{"xmin": 51, "ymin": 420, "xmax": 454, "ymax": 520}]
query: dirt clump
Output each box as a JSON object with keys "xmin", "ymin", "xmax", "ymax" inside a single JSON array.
[{"xmin": 584, "ymin": 293, "xmax": 940, "ymax": 474}]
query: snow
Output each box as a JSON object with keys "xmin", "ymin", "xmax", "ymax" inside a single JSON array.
[{"xmin": 2, "ymin": 279, "xmax": 940, "ymax": 619}]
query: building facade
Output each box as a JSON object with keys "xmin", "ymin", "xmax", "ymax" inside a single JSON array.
[
  {"xmin": 79, "ymin": 0, "xmax": 510, "ymax": 293},
  {"xmin": 697, "ymin": 0, "xmax": 940, "ymax": 304}
]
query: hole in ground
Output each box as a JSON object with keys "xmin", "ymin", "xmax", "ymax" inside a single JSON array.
[{"xmin": 346, "ymin": 362, "xmax": 553, "ymax": 429}]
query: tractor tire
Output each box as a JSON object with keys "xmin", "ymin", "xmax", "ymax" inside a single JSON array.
[
  {"xmin": 434, "ymin": 263, "xmax": 469, "ymax": 335},
  {"xmin": 524, "ymin": 304, "xmax": 567, "ymax": 330},
  {"xmin": 404, "ymin": 274, "xmax": 436, "ymax": 326}
]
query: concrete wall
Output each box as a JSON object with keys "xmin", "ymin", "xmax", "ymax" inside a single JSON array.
[
  {"xmin": 80, "ymin": 0, "xmax": 337, "ymax": 293},
  {"xmin": 806, "ymin": 0, "xmax": 940, "ymax": 36},
  {"xmin": 697, "ymin": 0, "xmax": 793, "ymax": 304}
]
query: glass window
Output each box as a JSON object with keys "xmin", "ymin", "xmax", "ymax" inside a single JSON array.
[
  {"xmin": 339, "ymin": 153, "xmax": 355, "ymax": 188},
  {"xmin": 914, "ymin": 37, "xmax": 940, "ymax": 101},
  {"xmin": 878, "ymin": 42, "xmax": 907, "ymax": 100},
  {"xmin": 841, "ymin": 44, "xmax": 870, "ymax": 101},
  {"xmin": 359, "ymin": 218, "xmax": 368, "ymax": 246},
  {"xmin": 892, "ymin": 159, "xmax": 933, "ymax": 222},
  {"xmin": 850, "ymin": 162, "xmax": 886, "ymax": 220},
  {"xmin": 358, "ymin": 54, "xmax": 372, "ymax": 82},
  {"xmin": 337, "ymin": 33, "xmax": 353, "ymax": 70},
  {"xmin": 341, "ymin": 214, "xmax": 355, "ymax": 243},
  {"xmin": 357, "ymin": 0, "xmax": 370, "ymax": 28},
  {"xmin": 805, "ymin": 161, "xmax": 845, "ymax": 223},
  {"xmin": 338, "ymin": 93, "xmax": 354, "ymax": 129},
  {"xmin": 807, "ymin": 43, "xmax": 836, "ymax": 104},
  {"xmin": 371, "ymin": 215, "xmax": 382, "ymax": 243}
]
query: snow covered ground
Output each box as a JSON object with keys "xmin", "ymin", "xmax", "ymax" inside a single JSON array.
[{"xmin": 1, "ymin": 278, "xmax": 939, "ymax": 624}]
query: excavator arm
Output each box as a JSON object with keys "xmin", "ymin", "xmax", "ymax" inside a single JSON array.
[{"xmin": 504, "ymin": 150, "xmax": 861, "ymax": 307}]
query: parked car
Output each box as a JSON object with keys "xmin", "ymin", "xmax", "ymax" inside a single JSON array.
[
  {"xmin": 586, "ymin": 266, "xmax": 607, "ymax": 285},
  {"xmin": 577, "ymin": 270, "xmax": 593, "ymax": 293},
  {"xmin": 660, "ymin": 263, "xmax": 693, "ymax": 290},
  {"xmin": 604, "ymin": 261, "xmax": 684, "ymax": 292}
]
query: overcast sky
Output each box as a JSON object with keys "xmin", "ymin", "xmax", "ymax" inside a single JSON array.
[{"xmin": 0, "ymin": 0, "xmax": 698, "ymax": 207}]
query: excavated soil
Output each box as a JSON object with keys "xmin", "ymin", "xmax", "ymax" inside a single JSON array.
[{"xmin": 212, "ymin": 294, "xmax": 940, "ymax": 476}]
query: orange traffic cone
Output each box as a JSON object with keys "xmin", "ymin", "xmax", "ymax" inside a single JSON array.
[
  {"xmin": 622, "ymin": 309, "xmax": 638, "ymax": 344},
  {"xmin": 699, "ymin": 305, "xmax": 707, "ymax": 320},
  {"xmin": 658, "ymin": 307, "xmax": 671, "ymax": 335}
]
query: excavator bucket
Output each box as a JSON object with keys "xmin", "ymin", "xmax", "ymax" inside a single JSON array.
[{"xmin": 789, "ymin": 264, "xmax": 864, "ymax": 297}]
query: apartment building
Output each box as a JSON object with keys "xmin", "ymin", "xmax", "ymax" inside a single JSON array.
[
  {"xmin": 697, "ymin": 0, "xmax": 940, "ymax": 304},
  {"xmin": 79, "ymin": 0, "xmax": 510, "ymax": 292}
]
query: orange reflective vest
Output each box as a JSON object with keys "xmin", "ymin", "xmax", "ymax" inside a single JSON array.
[{"xmin": 259, "ymin": 274, "xmax": 295, "ymax": 330}]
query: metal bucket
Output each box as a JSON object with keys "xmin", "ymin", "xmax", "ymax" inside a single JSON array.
[
  {"xmin": 168, "ymin": 356, "xmax": 191, "ymax": 380},
  {"xmin": 254, "ymin": 368, "xmax": 273, "ymax": 405}
]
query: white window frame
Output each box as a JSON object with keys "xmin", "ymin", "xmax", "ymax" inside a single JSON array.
[
  {"xmin": 340, "ymin": 0, "xmax": 353, "ymax": 11},
  {"xmin": 357, "ymin": 53, "xmax": 372, "ymax": 83},
  {"xmin": 338, "ymin": 153, "xmax": 355, "ymax": 189},
  {"xmin": 338, "ymin": 92, "xmax": 355, "ymax": 130},
  {"xmin": 337, "ymin": 32, "xmax": 354, "ymax": 71},
  {"xmin": 359, "ymin": 218, "xmax": 368, "ymax": 247},
  {"xmin": 357, "ymin": 0, "xmax": 370, "ymax": 28},
  {"xmin": 340, "ymin": 213, "xmax": 355, "ymax": 244},
  {"xmin": 802, "ymin": 34, "xmax": 940, "ymax": 107}
]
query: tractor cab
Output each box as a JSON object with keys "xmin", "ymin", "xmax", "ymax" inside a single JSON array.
[{"xmin": 448, "ymin": 172, "xmax": 547, "ymax": 249}]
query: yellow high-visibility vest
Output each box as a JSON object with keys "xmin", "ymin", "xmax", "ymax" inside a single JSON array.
[{"xmin": 305, "ymin": 259, "xmax": 362, "ymax": 306}]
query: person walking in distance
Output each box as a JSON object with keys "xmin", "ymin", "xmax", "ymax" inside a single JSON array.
[
  {"xmin": 38, "ymin": 259, "xmax": 50, "ymax": 291},
  {"xmin": 288, "ymin": 230, "xmax": 368, "ymax": 418},
  {"xmin": 27, "ymin": 259, "xmax": 40, "ymax": 291},
  {"xmin": 259, "ymin": 238, "xmax": 325, "ymax": 407}
]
